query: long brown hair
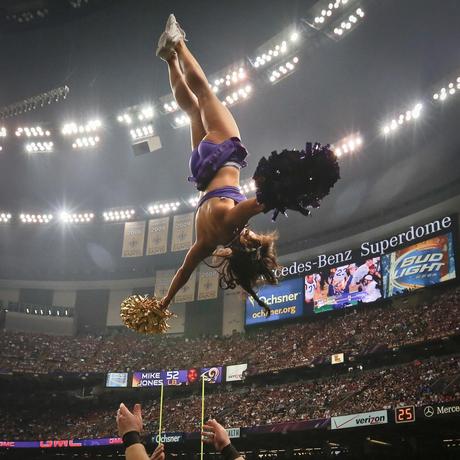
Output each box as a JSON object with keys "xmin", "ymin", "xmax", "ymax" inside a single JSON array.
[{"xmin": 212, "ymin": 229, "xmax": 280, "ymax": 315}]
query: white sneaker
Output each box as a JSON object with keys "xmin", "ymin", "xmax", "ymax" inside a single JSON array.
[{"xmin": 156, "ymin": 14, "xmax": 186, "ymax": 60}]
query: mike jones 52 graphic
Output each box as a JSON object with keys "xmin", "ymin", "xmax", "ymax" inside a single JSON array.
[{"xmin": 382, "ymin": 233, "xmax": 456, "ymax": 296}]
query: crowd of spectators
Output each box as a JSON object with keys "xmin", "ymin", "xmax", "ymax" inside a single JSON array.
[
  {"xmin": 0, "ymin": 285, "xmax": 459, "ymax": 375},
  {"xmin": 0, "ymin": 355, "xmax": 458, "ymax": 440}
]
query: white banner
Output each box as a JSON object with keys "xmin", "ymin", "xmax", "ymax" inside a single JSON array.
[
  {"xmin": 122, "ymin": 221, "xmax": 145, "ymax": 257},
  {"xmin": 154, "ymin": 269, "xmax": 175, "ymax": 300},
  {"xmin": 171, "ymin": 213, "xmax": 194, "ymax": 252},
  {"xmin": 331, "ymin": 410, "xmax": 388, "ymax": 430},
  {"xmin": 175, "ymin": 270, "xmax": 196, "ymax": 303},
  {"xmin": 146, "ymin": 217, "xmax": 169, "ymax": 255},
  {"xmin": 331, "ymin": 353, "xmax": 344, "ymax": 365},
  {"xmin": 226, "ymin": 364, "xmax": 248, "ymax": 382},
  {"xmin": 197, "ymin": 265, "xmax": 219, "ymax": 300},
  {"xmin": 225, "ymin": 428, "xmax": 240, "ymax": 439}
]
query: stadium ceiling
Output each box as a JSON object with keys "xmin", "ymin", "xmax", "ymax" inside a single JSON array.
[{"xmin": 0, "ymin": 0, "xmax": 459, "ymax": 252}]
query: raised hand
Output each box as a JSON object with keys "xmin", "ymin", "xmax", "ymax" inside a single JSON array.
[
  {"xmin": 202, "ymin": 419, "xmax": 230, "ymax": 452},
  {"xmin": 116, "ymin": 403, "xmax": 143, "ymax": 437}
]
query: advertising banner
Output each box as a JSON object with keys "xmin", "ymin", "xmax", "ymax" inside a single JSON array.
[
  {"xmin": 0, "ymin": 438, "xmax": 123, "ymax": 449},
  {"xmin": 154, "ymin": 270, "xmax": 176, "ymax": 299},
  {"xmin": 197, "ymin": 265, "xmax": 219, "ymax": 300},
  {"xmin": 175, "ymin": 270, "xmax": 196, "ymax": 303},
  {"xmin": 417, "ymin": 402, "xmax": 460, "ymax": 419},
  {"xmin": 272, "ymin": 215, "xmax": 454, "ymax": 279},
  {"xmin": 106, "ymin": 372, "xmax": 128, "ymax": 388},
  {"xmin": 245, "ymin": 278, "xmax": 304, "ymax": 326},
  {"xmin": 152, "ymin": 433, "xmax": 184, "ymax": 444},
  {"xmin": 226, "ymin": 363, "xmax": 248, "ymax": 382},
  {"xmin": 331, "ymin": 353, "xmax": 344, "ymax": 365},
  {"xmin": 226, "ymin": 428, "xmax": 240, "ymax": 439},
  {"xmin": 382, "ymin": 233, "xmax": 456, "ymax": 296},
  {"xmin": 171, "ymin": 213, "xmax": 194, "ymax": 252},
  {"xmin": 331, "ymin": 410, "xmax": 388, "ymax": 430},
  {"xmin": 146, "ymin": 217, "xmax": 169, "ymax": 255},
  {"xmin": 121, "ymin": 221, "xmax": 145, "ymax": 257},
  {"xmin": 245, "ymin": 418, "xmax": 330, "ymax": 434}
]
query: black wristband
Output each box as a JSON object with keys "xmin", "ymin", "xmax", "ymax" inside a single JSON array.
[
  {"xmin": 221, "ymin": 443, "xmax": 240, "ymax": 460},
  {"xmin": 122, "ymin": 431, "xmax": 141, "ymax": 448}
]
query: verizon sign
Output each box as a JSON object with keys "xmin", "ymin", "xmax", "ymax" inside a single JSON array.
[{"xmin": 331, "ymin": 410, "xmax": 388, "ymax": 430}]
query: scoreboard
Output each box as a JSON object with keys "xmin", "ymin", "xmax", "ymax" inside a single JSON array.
[{"xmin": 395, "ymin": 406, "xmax": 416, "ymax": 424}]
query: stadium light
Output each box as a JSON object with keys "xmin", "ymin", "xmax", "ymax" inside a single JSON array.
[
  {"xmin": 19, "ymin": 213, "xmax": 54, "ymax": 224},
  {"xmin": 62, "ymin": 119, "xmax": 102, "ymax": 135},
  {"xmin": 307, "ymin": 0, "xmax": 362, "ymax": 29},
  {"xmin": 103, "ymin": 208, "xmax": 136, "ymax": 222},
  {"xmin": 0, "ymin": 212, "xmax": 12, "ymax": 223},
  {"xmin": 148, "ymin": 201, "xmax": 181, "ymax": 215},
  {"xmin": 240, "ymin": 179, "xmax": 257, "ymax": 195},
  {"xmin": 15, "ymin": 126, "xmax": 51, "ymax": 137},
  {"xmin": 130, "ymin": 124, "xmax": 154, "ymax": 141},
  {"xmin": 381, "ymin": 103, "xmax": 423, "ymax": 136},
  {"xmin": 240, "ymin": 179, "xmax": 256, "ymax": 193},
  {"xmin": 117, "ymin": 113, "xmax": 133, "ymax": 125},
  {"xmin": 59, "ymin": 211, "xmax": 95, "ymax": 224},
  {"xmin": 222, "ymin": 85, "xmax": 253, "ymax": 107},
  {"xmin": 0, "ymin": 86, "xmax": 69, "ymax": 120},
  {"xmin": 71, "ymin": 136, "xmax": 100, "ymax": 149},
  {"xmin": 117, "ymin": 104, "xmax": 155, "ymax": 123},
  {"xmin": 268, "ymin": 57, "xmax": 300, "ymax": 84},
  {"xmin": 117, "ymin": 104, "xmax": 159, "ymax": 154},
  {"xmin": 0, "ymin": 127, "xmax": 6, "ymax": 137},
  {"xmin": 25, "ymin": 141, "xmax": 54, "ymax": 153},
  {"xmin": 332, "ymin": 133, "xmax": 363, "ymax": 157},
  {"xmin": 208, "ymin": 62, "xmax": 249, "ymax": 94},
  {"xmin": 172, "ymin": 113, "xmax": 190, "ymax": 128},
  {"xmin": 188, "ymin": 195, "xmax": 200, "ymax": 207},
  {"xmin": 331, "ymin": 7, "xmax": 366, "ymax": 39},
  {"xmin": 137, "ymin": 106, "xmax": 154, "ymax": 121},
  {"xmin": 249, "ymin": 25, "xmax": 303, "ymax": 70},
  {"xmin": 162, "ymin": 100, "xmax": 179, "ymax": 114},
  {"xmin": 432, "ymin": 76, "xmax": 460, "ymax": 102}
]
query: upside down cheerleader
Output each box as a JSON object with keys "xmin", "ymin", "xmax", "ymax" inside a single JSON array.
[{"xmin": 120, "ymin": 15, "xmax": 340, "ymax": 334}]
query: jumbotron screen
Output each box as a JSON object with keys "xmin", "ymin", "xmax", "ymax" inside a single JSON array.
[
  {"xmin": 245, "ymin": 224, "xmax": 457, "ymax": 325},
  {"xmin": 131, "ymin": 367, "xmax": 223, "ymax": 387},
  {"xmin": 304, "ymin": 257, "xmax": 383, "ymax": 314}
]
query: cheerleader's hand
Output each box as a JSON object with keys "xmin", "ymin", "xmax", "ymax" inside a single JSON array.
[{"xmin": 160, "ymin": 296, "xmax": 170, "ymax": 310}]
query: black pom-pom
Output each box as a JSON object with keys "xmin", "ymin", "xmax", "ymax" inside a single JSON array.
[{"xmin": 252, "ymin": 142, "xmax": 340, "ymax": 221}]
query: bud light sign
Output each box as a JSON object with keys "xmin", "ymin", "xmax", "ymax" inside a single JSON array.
[
  {"xmin": 382, "ymin": 233, "xmax": 456, "ymax": 296},
  {"xmin": 245, "ymin": 278, "xmax": 304, "ymax": 325}
]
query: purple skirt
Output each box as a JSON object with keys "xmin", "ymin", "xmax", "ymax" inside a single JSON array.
[{"xmin": 188, "ymin": 137, "xmax": 248, "ymax": 191}]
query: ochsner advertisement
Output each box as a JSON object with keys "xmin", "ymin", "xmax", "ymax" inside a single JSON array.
[
  {"xmin": 245, "ymin": 278, "xmax": 304, "ymax": 325},
  {"xmin": 152, "ymin": 433, "xmax": 183, "ymax": 444},
  {"xmin": 331, "ymin": 410, "xmax": 388, "ymax": 430}
]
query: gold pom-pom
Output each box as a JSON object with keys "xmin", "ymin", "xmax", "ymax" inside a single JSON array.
[{"xmin": 120, "ymin": 295, "xmax": 175, "ymax": 334}]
